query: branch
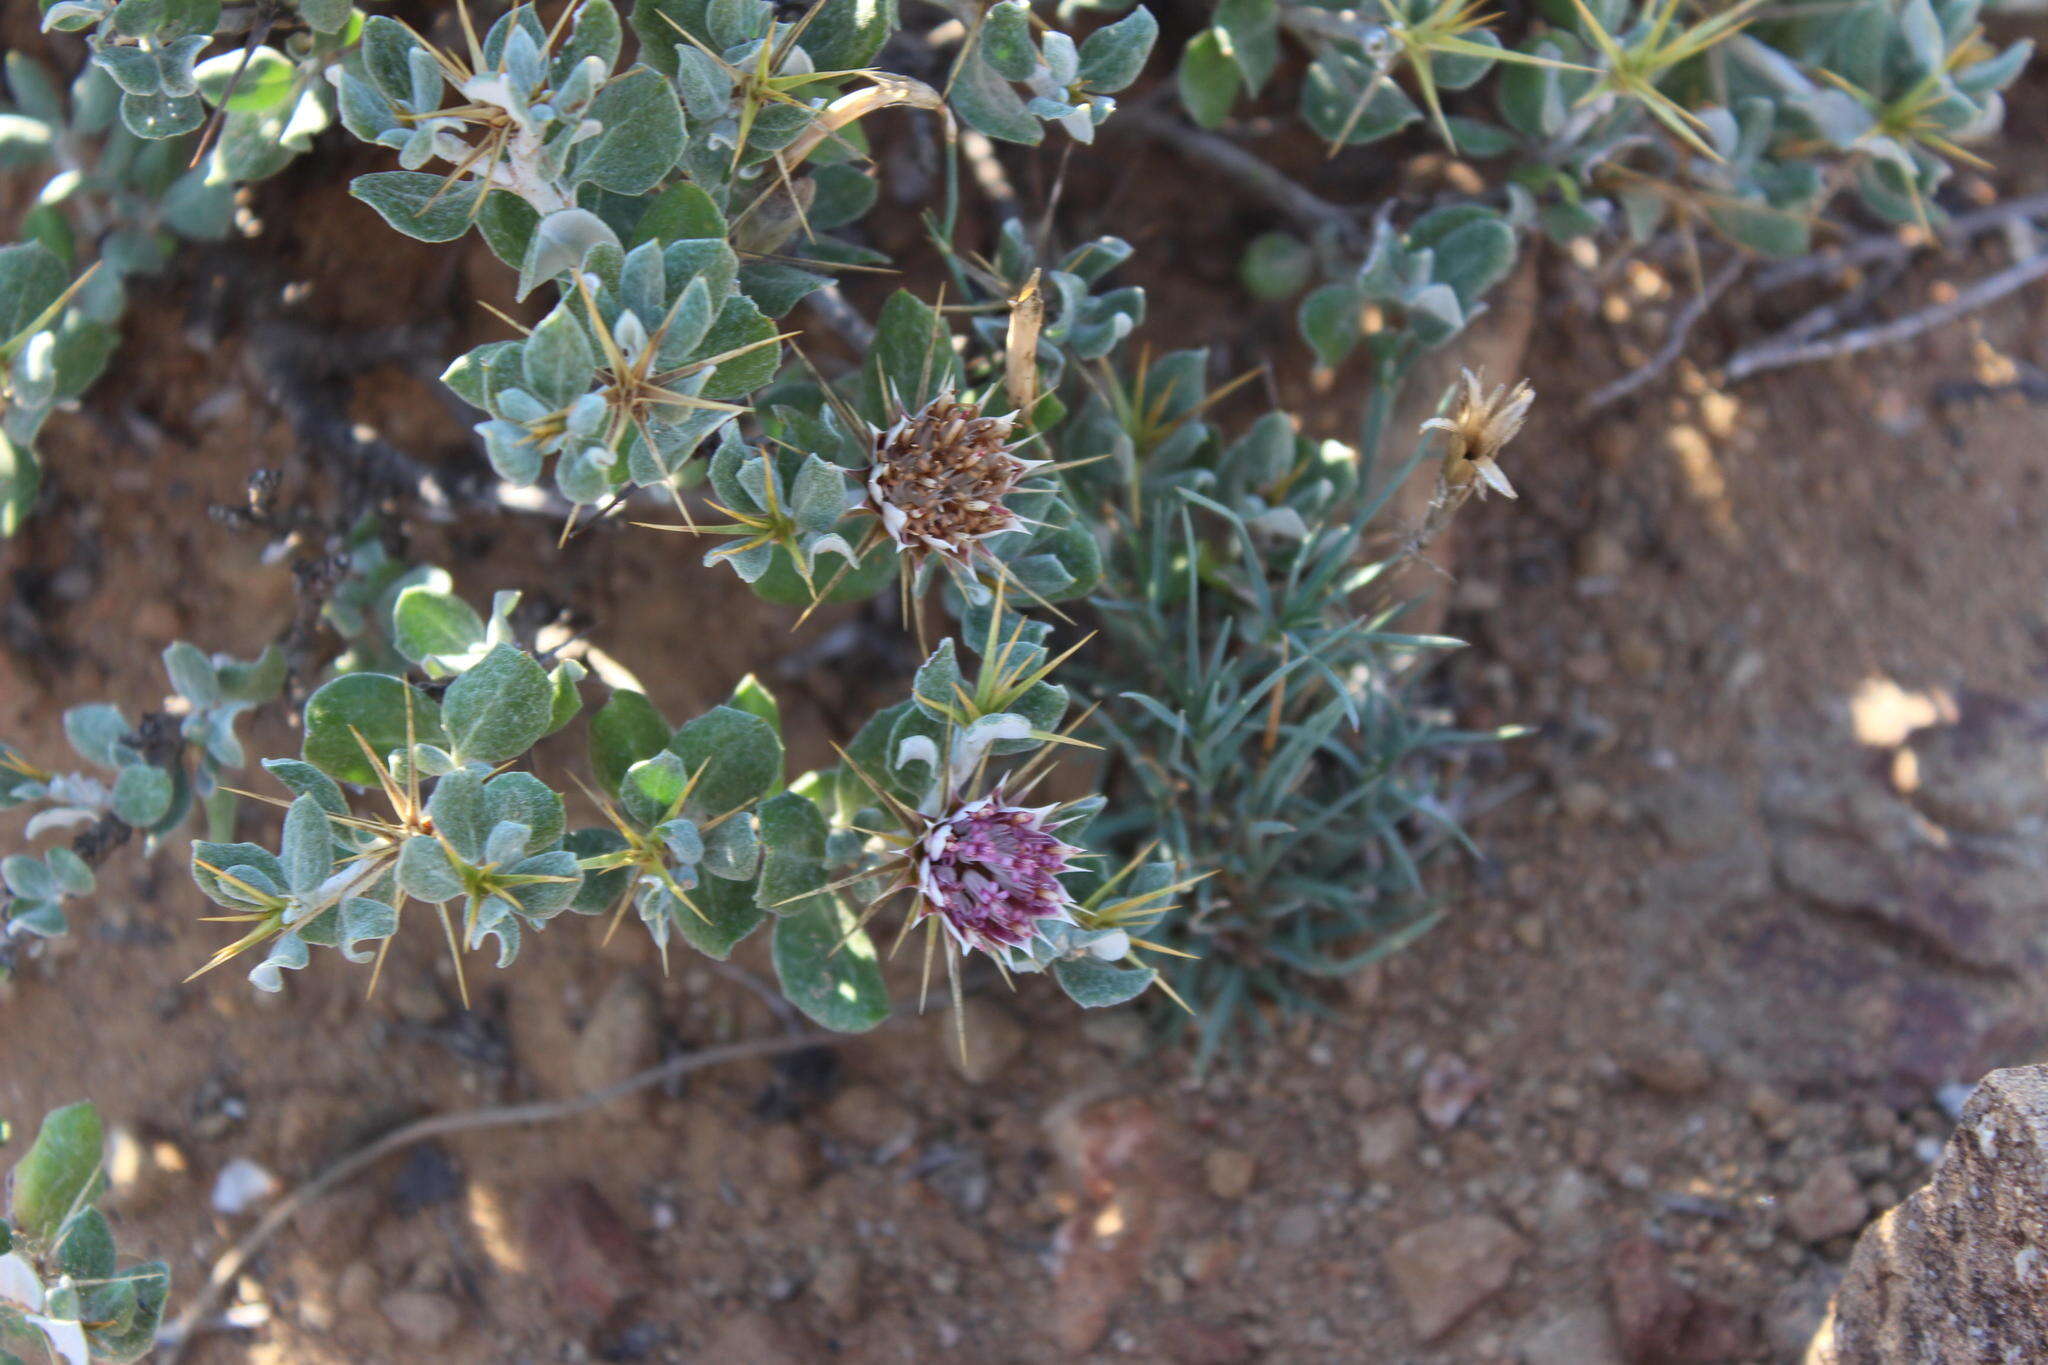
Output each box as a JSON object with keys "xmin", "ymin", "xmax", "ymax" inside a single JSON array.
[
  {"xmin": 155, "ymin": 1029, "xmax": 845, "ymax": 1361},
  {"xmin": 1750, "ymin": 190, "xmax": 2048, "ymax": 292},
  {"xmin": 959, "ymin": 128, "xmax": 1021, "ymax": 224},
  {"xmin": 1579, "ymin": 255, "xmax": 1746, "ymax": 414},
  {"xmin": 1724, "ymin": 250, "xmax": 2048, "ymax": 382},
  {"xmin": 804, "ymin": 284, "xmax": 878, "ymax": 351},
  {"xmin": 1116, "ymin": 108, "xmax": 1362, "ymax": 245}
]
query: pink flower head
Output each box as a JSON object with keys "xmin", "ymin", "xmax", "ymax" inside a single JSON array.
[{"xmin": 913, "ymin": 794, "xmax": 1078, "ymax": 963}]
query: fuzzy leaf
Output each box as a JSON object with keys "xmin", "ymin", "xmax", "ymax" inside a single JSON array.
[
  {"xmin": 391, "ymin": 585, "xmax": 486, "ymax": 667},
  {"xmin": 727, "ymin": 674, "xmax": 780, "ymax": 730},
  {"xmin": 672, "ymin": 867, "xmax": 766, "ymax": 959},
  {"xmin": 667, "ymin": 705, "xmax": 782, "ymax": 816},
  {"xmin": 693, "ymin": 295, "xmax": 779, "ymax": 400},
  {"xmin": 442, "ymin": 644, "xmax": 553, "ymax": 766},
  {"xmin": 522, "ymin": 301, "xmax": 597, "ymax": 409},
  {"xmin": 982, "ymin": 1, "xmax": 1038, "ymax": 82},
  {"xmin": 700, "ymin": 810, "xmax": 759, "ymax": 879},
  {"xmin": 1177, "ymin": 29, "xmax": 1238, "ymax": 129},
  {"xmin": 349, "ymin": 171, "xmax": 483, "ymax": 243},
  {"xmin": 860, "ymin": 290, "xmax": 957, "ymax": 422},
  {"xmin": 950, "ymin": 47, "xmax": 1042, "ymax": 145},
  {"xmin": 62, "ymin": 703, "xmax": 129, "ymax": 769},
  {"xmin": 396, "ymin": 835, "xmax": 465, "ymax": 903},
  {"xmin": 194, "ymin": 46, "xmax": 296, "ymax": 112},
  {"xmin": 573, "ymin": 66, "xmax": 685, "ymax": 194},
  {"xmin": 301, "ymin": 675, "xmax": 447, "ymax": 787},
  {"xmin": 516, "ymin": 207, "xmax": 619, "ymax": 301},
  {"xmin": 190, "ymin": 842, "xmax": 285, "ymax": 908},
  {"xmin": 799, "ymin": 0, "xmax": 899, "ymax": 69},
  {"xmin": 484, "ymin": 770, "xmax": 565, "ymax": 851},
  {"xmin": 280, "ymin": 794, "xmax": 334, "ymax": 897},
  {"xmin": 1053, "ymin": 954, "xmax": 1155, "ymax": 1006},
  {"xmin": 628, "ymin": 182, "xmax": 726, "ymax": 246},
  {"xmin": 772, "ymin": 897, "xmax": 888, "ymax": 1032},
  {"xmin": 109, "ymin": 764, "xmax": 172, "ymax": 828},
  {"xmin": 0, "ymin": 242, "xmax": 66, "ymax": 350},
  {"xmin": 623, "ymin": 750, "xmax": 690, "ymax": 827},
  {"xmin": 9, "ymin": 1102, "xmax": 102, "ymax": 1243},
  {"xmin": 261, "ymin": 758, "xmax": 348, "ymax": 822},
  {"xmin": 1077, "ymin": 6, "xmax": 1156, "ymax": 93},
  {"xmin": 589, "ymin": 689, "xmax": 669, "ymax": 799}
]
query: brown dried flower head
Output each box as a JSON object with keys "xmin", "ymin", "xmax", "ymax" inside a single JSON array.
[
  {"xmin": 1424, "ymin": 368, "xmax": 1533, "ymax": 501},
  {"xmin": 866, "ymin": 392, "xmax": 1041, "ymax": 559}
]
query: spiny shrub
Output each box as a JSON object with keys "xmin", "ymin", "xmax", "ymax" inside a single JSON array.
[
  {"xmin": 1171, "ymin": 0, "xmax": 2030, "ymax": 364},
  {"xmin": 0, "ymin": 1102, "xmax": 169, "ymax": 1365},
  {"xmin": 0, "ymin": 0, "xmax": 2030, "ymax": 1046}
]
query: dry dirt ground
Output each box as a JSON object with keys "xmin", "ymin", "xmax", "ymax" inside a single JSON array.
[{"xmin": 9, "ymin": 12, "xmax": 2048, "ymax": 1365}]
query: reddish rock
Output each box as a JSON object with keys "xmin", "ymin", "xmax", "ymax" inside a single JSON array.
[
  {"xmin": 520, "ymin": 1180, "xmax": 650, "ymax": 1325},
  {"xmin": 1782, "ymin": 1157, "xmax": 1868, "ymax": 1244},
  {"xmin": 1521, "ymin": 1301, "xmax": 1623, "ymax": 1365},
  {"xmin": 571, "ymin": 976, "xmax": 661, "ymax": 1113},
  {"xmin": 1203, "ymin": 1147, "xmax": 1256, "ymax": 1200},
  {"xmin": 1605, "ymin": 1236, "xmax": 1751, "ymax": 1363},
  {"xmin": 1384, "ymin": 1214, "xmax": 1527, "ymax": 1341},
  {"xmin": 1619, "ymin": 1042, "xmax": 1715, "ymax": 1098}
]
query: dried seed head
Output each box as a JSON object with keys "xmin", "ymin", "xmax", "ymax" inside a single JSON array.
[
  {"xmin": 910, "ymin": 794, "xmax": 1078, "ymax": 964},
  {"xmin": 1423, "ymin": 368, "xmax": 1533, "ymax": 501},
  {"xmin": 866, "ymin": 392, "xmax": 1037, "ymax": 558}
]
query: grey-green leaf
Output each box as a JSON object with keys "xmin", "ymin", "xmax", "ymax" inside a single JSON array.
[
  {"xmin": 9, "ymin": 1101, "xmax": 103, "ymax": 1243},
  {"xmin": 590, "ymin": 689, "xmax": 669, "ymax": 799},
  {"xmin": 1053, "ymin": 954, "xmax": 1156, "ymax": 1007},
  {"xmin": 668, "ymin": 705, "xmax": 783, "ymax": 817},
  {"xmin": 349, "ymin": 171, "xmax": 484, "ymax": 243},
  {"xmin": 442, "ymin": 643, "xmax": 554, "ymax": 766},
  {"xmin": 301, "ymin": 675, "xmax": 448, "ymax": 787},
  {"xmin": 772, "ymin": 898, "xmax": 889, "ymax": 1032}
]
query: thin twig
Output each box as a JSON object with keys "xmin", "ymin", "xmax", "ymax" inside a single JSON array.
[
  {"xmin": 1580, "ymin": 255, "xmax": 1747, "ymax": 414},
  {"xmin": 1725, "ymin": 250, "xmax": 2048, "ymax": 382},
  {"xmin": 1751, "ymin": 190, "xmax": 2048, "ymax": 292},
  {"xmin": 958, "ymin": 128, "xmax": 1020, "ymax": 223},
  {"xmin": 156, "ymin": 1030, "xmax": 843, "ymax": 1361},
  {"xmin": 804, "ymin": 284, "xmax": 878, "ymax": 351},
  {"xmin": 707, "ymin": 960, "xmax": 806, "ymax": 1031},
  {"xmin": 1765, "ymin": 258, "xmax": 1909, "ymax": 350},
  {"xmin": 1116, "ymin": 108, "xmax": 1362, "ymax": 244},
  {"xmin": 188, "ymin": 11, "xmax": 276, "ymax": 170}
]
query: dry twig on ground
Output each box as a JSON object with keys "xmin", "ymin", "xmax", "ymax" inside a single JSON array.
[
  {"xmin": 156, "ymin": 1030, "xmax": 844, "ymax": 1362},
  {"xmin": 1725, "ymin": 250, "xmax": 2048, "ymax": 381},
  {"xmin": 1581, "ymin": 256, "xmax": 1747, "ymax": 414}
]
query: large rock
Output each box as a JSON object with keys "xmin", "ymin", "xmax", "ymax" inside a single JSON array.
[
  {"xmin": 1807, "ymin": 1064, "xmax": 2048, "ymax": 1363},
  {"xmin": 1648, "ymin": 704, "xmax": 2048, "ymax": 1102},
  {"xmin": 1902, "ymin": 691, "xmax": 2048, "ymax": 834}
]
